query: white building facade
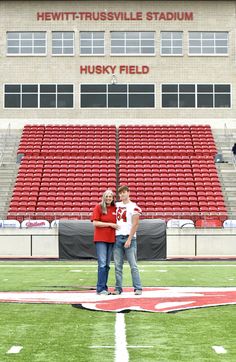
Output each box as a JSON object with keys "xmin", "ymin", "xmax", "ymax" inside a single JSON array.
[{"xmin": 0, "ymin": 0, "xmax": 235, "ymax": 128}]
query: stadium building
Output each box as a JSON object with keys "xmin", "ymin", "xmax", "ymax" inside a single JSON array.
[
  {"xmin": 0, "ymin": 0, "xmax": 235, "ymax": 126},
  {"xmin": 0, "ymin": 0, "xmax": 235, "ymax": 259}
]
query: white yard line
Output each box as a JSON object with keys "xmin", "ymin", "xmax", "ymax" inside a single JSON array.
[
  {"xmin": 0, "ymin": 264, "xmax": 236, "ymax": 268},
  {"xmin": 212, "ymin": 346, "xmax": 227, "ymax": 354},
  {"xmin": 115, "ymin": 313, "xmax": 129, "ymax": 362},
  {"xmin": 89, "ymin": 314, "xmax": 153, "ymax": 360},
  {"xmin": 6, "ymin": 346, "xmax": 23, "ymax": 354}
]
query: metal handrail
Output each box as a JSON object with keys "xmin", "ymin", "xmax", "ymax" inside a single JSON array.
[
  {"xmin": 1, "ymin": 211, "xmax": 235, "ymax": 230},
  {"xmin": 232, "ymin": 152, "xmax": 236, "ymax": 169},
  {"xmin": 0, "ymin": 123, "xmax": 11, "ymax": 167},
  {"xmin": 2, "ymin": 210, "xmax": 234, "ymax": 220},
  {"xmin": 224, "ymin": 123, "xmax": 234, "ymax": 146}
]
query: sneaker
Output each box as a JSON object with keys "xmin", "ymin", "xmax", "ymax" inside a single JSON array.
[
  {"xmin": 134, "ymin": 289, "xmax": 142, "ymax": 295},
  {"xmin": 113, "ymin": 289, "xmax": 122, "ymax": 295},
  {"xmin": 97, "ymin": 290, "xmax": 110, "ymax": 295}
]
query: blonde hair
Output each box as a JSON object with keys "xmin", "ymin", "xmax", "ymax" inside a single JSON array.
[{"xmin": 100, "ymin": 189, "xmax": 115, "ymax": 214}]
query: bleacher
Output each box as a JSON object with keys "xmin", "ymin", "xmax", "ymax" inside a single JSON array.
[
  {"xmin": 118, "ymin": 125, "xmax": 217, "ymax": 156},
  {"xmin": 118, "ymin": 125, "xmax": 226, "ymax": 224},
  {"xmin": 17, "ymin": 125, "xmax": 116, "ymax": 157},
  {"xmin": 9, "ymin": 125, "xmax": 117, "ymax": 221},
  {"xmin": 8, "ymin": 124, "xmax": 227, "ymax": 226}
]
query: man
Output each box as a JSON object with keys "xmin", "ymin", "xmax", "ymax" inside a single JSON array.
[
  {"xmin": 113, "ymin": 185, "xmax": 142, "ymax": 295},
  {"xmin": 232, "ymin": 143, "xmax": 236, "ymax": 157}
]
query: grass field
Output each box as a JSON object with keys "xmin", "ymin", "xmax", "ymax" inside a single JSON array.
[{"xmin": 0, "ymin": 260, "xmax": 236, "ymax": 361}]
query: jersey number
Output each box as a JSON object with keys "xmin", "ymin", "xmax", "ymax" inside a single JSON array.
[{"xmin": 117, "ymin": 207, "xmax": 127, "ymax": 222}]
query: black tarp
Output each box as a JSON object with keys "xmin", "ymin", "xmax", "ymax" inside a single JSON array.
[{"xmin": 59, "ymin": 219, "xmax": 166, "ymax": 260}]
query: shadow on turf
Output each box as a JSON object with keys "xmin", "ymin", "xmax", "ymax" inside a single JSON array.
[
  {"xmin": 35, "ymin": 285, "xmax": 96, "ymax": 291},
  {"xmin": 72, "ymin": 304, "xmax": 132, "ymax": 313}
]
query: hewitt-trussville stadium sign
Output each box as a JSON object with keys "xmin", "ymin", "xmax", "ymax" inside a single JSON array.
[{"xmin": 36, "ymin": 11, "xmax": 193, "ymax": 21}]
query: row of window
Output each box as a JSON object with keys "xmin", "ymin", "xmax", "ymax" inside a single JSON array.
[
  {"xmin": 4, "ymin": 84, "xmax": 231, "ymax": 108},
  {"xmin": 7, "ymin": 31, "xmax": 228, "ymax": 56}
]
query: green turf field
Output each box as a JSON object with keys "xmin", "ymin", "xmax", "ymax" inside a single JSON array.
[{"xmin": 0, "ymin": 260, "xmax": 236, "ymax": 361}]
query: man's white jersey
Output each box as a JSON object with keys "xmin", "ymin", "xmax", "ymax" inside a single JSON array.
[{"xmin": 116, "ymin": 201, "xmax": 142, "ymax": 237}]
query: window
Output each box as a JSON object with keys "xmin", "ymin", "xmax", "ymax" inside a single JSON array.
[
  {"xmin": 161, "ymin": 32, "xmax": 183, "ymax": 55},
  {"xmin": 162, "ymin": 84, "xmax": 195, "ymax": 108},
  {"xmin": 189, "ymin": 32, "xmax": 228, "ymax": 55},
  {"xmin": 111, "ymin": 32, "xmax": 155, "ymax": 55},
  {"xmin": 4, "ymin": 84, "xmax": 73, "ymax": 108},
  {"xmin": 80, "ymin": 32, "xmax": 104, "ymax": 55},
  {"xmin": 197, "ymin": 84, "xmax": 231, "ymax": 107},
  {"xmin": 80, "ymin": 84, "xmax": 155, "ymax": 108},
  {"xmin": 162, "ymin": 84, "xmax": 231, "ymax": 108},
  {"xmin": 52, "ymin": 32, "xmax": 74, "ymax": 55},
  {"xmin": 7, "ymin": 32, "xmax": 46, "ymax": 55}
]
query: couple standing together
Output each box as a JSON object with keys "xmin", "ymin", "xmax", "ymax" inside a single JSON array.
[{"xmin": 92, "ymin": 185, "xmax": 142, "ymax": 296}]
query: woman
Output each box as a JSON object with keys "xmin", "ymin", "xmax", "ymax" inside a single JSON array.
[{"xmin": 92, "ymin": 189, "xmax": 118, "ymax": 295}]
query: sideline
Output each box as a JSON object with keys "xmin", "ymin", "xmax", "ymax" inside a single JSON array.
[{"xmin": 0, "ymin": 264, "xmax": 236, "ymax": 268}]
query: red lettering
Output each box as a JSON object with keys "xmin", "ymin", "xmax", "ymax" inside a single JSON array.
[
  {"xmin": 51, "ymin": 12, "xmax": 63, "ymax": 21},
  {"xmin": 102, "ymin": 66, "xmax": 108, "ymax": 74},
  {"xmin": 129, "ymin": 66, "xmax": 136, "ymax": 74},
  {"xmin": 96, "ymin": 65, "xmax": 102, "ymax": 74},
  {"xmin": 136, "ymin": 12, "xmax": 143, "ymax": 20},
  {"xmin": 80, "ymin": 65, "xmax": 117, "ymax": 74},
  {"xmin": 110, "ymin": 66, "xmax": 116, "ymax": 74},
  {"xmin": 99, "ymin": 12, "xmax": 107, "ymax": 21},
  {"xmin": 26, "ymin": 221, "xmax": 45, "ymax": 227},
  {"xmin": 146, "ymin": 11, "xmax": 152, "ymax": 21},
  {"xmin": 166, "ymin": 12, "xmax": 174, "ymax": 20},
  {"xmin": 113, "ymin": 12, "xmax": 123, "ymax": 21},
  {"xmin": 36, "ymin": 10, "xmax": 193, "ymax": 22},
  {"xmin": 147, "ymin": 12, "xmax": 159, "ymax": 21},
  {"xmin": 146, "ymin": 11, "xmax": 193, "ymax": 21},
  {"xmin": 185, "ymin": 12, "xmax": 193, "ymax": 20},
  {"xmin": 119, "ymin": 65, "xmax": 149, "ymax": 74},
  {"xmin": 107, "ymin": 12, "xmax": 115, "ymax": 21},
  {"xmin": 45, "ymin": 12, "xmax": 52, "ymax": 21},
  {"xmin": 77, "ymin": 12, "xmax": 86, "ymax": 20},
  {"xmin": 119, "ymin": 65, "xmax": 127, "ymax": 74},
  {"xmin": 159, "ymin": 12, "xmax": 166, "ymax": 21},
  {"xmin": 142, "ymin": 66, "xmax": 149, "ymax": 74},
  {"xmin": 85, "ymin": 12, "xmax": 92, "ymax": 20},
  {"xmin": 37, "ymin": 12, "xmax": 45, "ymax": 21},
  {"xmin": 80, "ymin": 66, "xmax": 87, "ymax": 74}
]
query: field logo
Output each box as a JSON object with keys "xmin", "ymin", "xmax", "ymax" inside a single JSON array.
[{"xmin": 0, "ymin": 287, "xmax": 236, "ymax": 313}]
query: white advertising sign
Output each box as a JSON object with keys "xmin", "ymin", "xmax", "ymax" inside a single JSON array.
[
  {"xmin": 0, "ymin": 219, "xmax": 21, "ymax": 228},
  {"xmin": 21, "ymin": 220, "xmax": 50, "ymax": 228}
]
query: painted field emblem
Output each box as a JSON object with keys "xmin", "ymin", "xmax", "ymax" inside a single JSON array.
[{"xmin": 0, "ymin": 287, "xmax": 236, "ymax": 313}]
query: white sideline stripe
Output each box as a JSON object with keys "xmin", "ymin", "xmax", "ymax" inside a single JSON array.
[
  {"xmin": 212, "ymin": 346, "xmax": 227, "ymax": 354},
  {"xmin": 0, "ymin": 265, "xmax": 97, "ymax": 268},
  {"xmin": 128, "ymin": 346, "xmax": 153, "ymax": 348},
  {"xmin": 0, "ymin": 264, "xmax": 236, "ymax": 268},
  {"xmin": 6, "ymin": 346, "xmax": 23, "ymax": 354},
  {"xmin": 115, "ymin": 314, "xmax": 129, "ymax": 362},
  {"xmin": 90, "ymin": 346, "xmax": 114, "ymax": 349}
]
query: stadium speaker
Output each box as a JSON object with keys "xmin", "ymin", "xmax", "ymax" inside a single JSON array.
[{"xmin": 214, "ymin": 153, "xmax": 223, "ymax": 163}]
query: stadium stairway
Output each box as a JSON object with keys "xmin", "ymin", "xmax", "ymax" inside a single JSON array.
[
  {"xmin": 212, "ymin": 128, "xmax": 236, "ymax": 216},
  {"xmin": 0, "ymin": 128, "xmax": 21, "ymax": 218}
]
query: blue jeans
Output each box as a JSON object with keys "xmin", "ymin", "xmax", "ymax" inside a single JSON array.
[
  {"xmin": 95, "ymin": 242, "xmax": 114, "ymax": 293},
  {"xmin": 113, "ymin": 235, "xmax": 142, "ymax": 293}
]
